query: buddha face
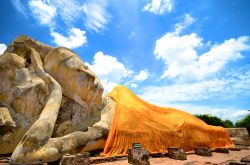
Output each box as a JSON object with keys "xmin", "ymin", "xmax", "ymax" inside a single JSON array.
[
  {"xmin": 1, "ymin": 43, "xmax": 104, "ymax": 139},
  {"xmin": 44, "ymin": 47, "xmax": 104, "ymax": 136}
]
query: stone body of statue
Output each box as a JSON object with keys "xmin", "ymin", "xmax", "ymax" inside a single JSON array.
[{"xmin": 0, "ymin": 36, "xmax": 233, "ymax": 164}]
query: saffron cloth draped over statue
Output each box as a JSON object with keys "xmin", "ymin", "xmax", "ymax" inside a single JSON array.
[{"xmin": 102, "ymin": 85, "xmax": 234, "ymax": 156}]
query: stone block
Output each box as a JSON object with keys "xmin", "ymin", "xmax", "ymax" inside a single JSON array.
[
  {"xmin": 59, "ymin": 153, "xmax": 90, "ymax": 165},
  {"xmin": 213, "ymin": 148, "xmax": 229, "ymax": 153},
  {"xmin": 168, "ymin": 147, "xmax": 187, "ymax": 160},
  {"xmin": 227, "ymin": 128, "xmax": 249, "ymax": 138},
  {"xmin": 231, "ymin": 137, "xmax": 250, "ymax": 146},
  {"xmin": 128, "ymin": 148, "xmax": 150, "ymax": 165},
  {"xmin": 194, "ymin": 147, "xmax": 212, "ymax": 157}
]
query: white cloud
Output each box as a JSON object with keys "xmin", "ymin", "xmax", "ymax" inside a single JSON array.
[
  {"xmin": 11, "ymin": 0, "xmax": 26, "ymax": 16},
  {"xmin": 156, "ymin": 35, "xmax": 249, "ymax": 80},
  {"xmin": 139, "ymin": 66, "xmax": 250, "ymax": 122},
  {"xmin": 12, "ymin": 0, "xmax": 111, "ymax": 33},
  {"xmin": 139, "ymin": 68, "xmax": 250, "ymax": 103},
  {"xmin": 155, "ymin": 33, "xmax": 202, "ymax": 79},
  {"xmin": 50, "ymin": 27, "xmax": 87, "ymax": 49},
  {"xmin": 0, "ymin": 44, "xmax": 7, "ymax": 54},
  {"xmin": 174, "ymin": 14, "xmax": 195, "ymax": 35},
  {"xmin": 155, "ymin": 14, "xmax": 250, "ymax": 80},
  {"xmin": 82, "ymin": 0, "xmax": 110, "ymax": 32},
  {"xmin": 45, "ymin": 0, "xmax": 82, "ymax": 26},
  {"xmin": 138, "ymin": 67, "xmax": 250, "ymax": 122},
  {"xmin": 134, "ymin": 70, "xmax": 149, "ymax": 81},
  {"xmin": 87, "ymin": 51, "xmax": 130, "ymax": 93},
  {"xmin": 138, "ymin": 65, "xmax": 250, "ymax": 122},
  {"xmin": 29, "ymin": 0, "xmax": 57, "ymax": 25},
  {"xmin": 130, "ymin": 83, "xmax": 138, "ymax": 88},
  {"xmin": 139, "ymin": 80, "xmax": 224, "ymax": 103},
  {"xmin": 143, "ymin": 0, "xmax": 174, "ymax": 15}
]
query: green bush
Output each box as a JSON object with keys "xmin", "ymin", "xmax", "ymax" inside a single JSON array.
[
  {"xmin": 235, "ymin": 114, "xmax": 250, "ymax": 128},
  {"xmin": 223, "ymin": 119, "xmax": 234, "ymax": 128},
  {"xmin": 194, "ymin": 114, "xmax": 234, "ymax": 128}
]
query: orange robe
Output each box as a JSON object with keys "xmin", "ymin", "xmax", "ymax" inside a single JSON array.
[{"xmin": 102, "ymin": 85, "xmax": 233, "ymax": 156}]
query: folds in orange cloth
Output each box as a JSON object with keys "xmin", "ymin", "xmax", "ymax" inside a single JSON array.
[{"xmin": 101, "ymin": 85, "xmax": 234, "ymax": 156}]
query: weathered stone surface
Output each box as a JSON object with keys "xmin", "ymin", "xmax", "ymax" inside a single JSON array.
[
  {"xmin": 241, "ymin": 155, "xmax": 250, "ymax": 162},
  {"xmin": 0, "ymin": 35, "xmax": 105, "ymax": 164},
  {"xmin": 59, "ymin": 153, "xmax": 90, "ymax": 165},
  {"xmin": 168, "ymin": 147, "xmax": 187, "ymax": 160},
  {"xmin": 59, "ymin": 154, "xmax": 75, "ymax": 165},
  {"xmin": 231, "ymin": 137, "xmax": 250, "ymax": 146},
  {"xmin": 227, "ymin": 128, "xmax": 250, "ymax": 146},
  {"xmin": 194, "ymin": 147, "xmax": 212, "ymax": 157},
  {"xmin": 213, "ymin": 148, "xmax": 229, "ymax": 153},
  {"xmin": 227, "ymin": 128, "xmax": 250, "ymax": 137},
  {"xmin": 128, "ymin": 148, "xmax": 150, "ymax": 165},
  {"xmin": 44, "ymin": 47, "xmax": 103, "ymax": 136},
  {"xmin": 0, "ymin": 107, "xmax": 16, "ymax": 133}
]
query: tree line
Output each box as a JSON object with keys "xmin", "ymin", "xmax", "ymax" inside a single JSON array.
[{"xmin": 195, "ymin": 114, "xmax": 250, "ymax": 128}]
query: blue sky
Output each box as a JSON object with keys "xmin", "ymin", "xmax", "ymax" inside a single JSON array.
[{"xmin": 0, "ymin": 0, "xmax": 250, "ymax": 122}]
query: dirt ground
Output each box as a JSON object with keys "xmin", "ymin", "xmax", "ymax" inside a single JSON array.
[
  {"xmin": 91, "ymin": 150, "xmax": 250, "ymax": 165},
  {"xmin": 1, "ymin": 147, "xmax": 249, "ymax": 165}
]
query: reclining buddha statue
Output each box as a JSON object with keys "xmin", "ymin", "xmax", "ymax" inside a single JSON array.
[{"xmin": 0, "ymin": 35, "xmax": 233, "ymax": 164}]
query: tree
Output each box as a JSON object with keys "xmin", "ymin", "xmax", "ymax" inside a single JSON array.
[
  {"xmin": 235, "ymin": 114, "xmax": 250, "ymax": 128},
  {"xmin": 194, "ymin": 114, "xmax": 234, "ymax": 128},
  {"xmin": 195, "ymin": 114, "xmax": 225, "ymax": 127},
  {"xmin": 223, "ymin": 120, "xmax": 234, "ymax": 128}
]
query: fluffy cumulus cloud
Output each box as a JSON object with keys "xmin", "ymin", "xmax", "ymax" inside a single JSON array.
[
  {"xmin": 155, "ymin": 14, "xmax": 250, "ymax": 80},
  {"xmin": 134, "ymin": 70, "xmax": 149, "ymax": 81},
  {"xmin": 50, "ymin": 28, "xmax": 87, "ymax": 49},
  {"xmin": 142, "ymin": 13, "xmax": 250, "ymax": 122},
  {"xmin": 28, "ymin": 0, "xmax": 88, "ymax": 48},
  {"xmin": 0, "ymin": 44, "xmax": 7, "ymax": 54},
  {"xmin": 29, "ymin": 0, "xmax": 57, "ymax": 25},
  {"xmin": 143, "ymin": 0, "xmax": 174, "ymax": 15},
  {"xmin": 87, "ymin": 51, "xmax": 130, "ymax": 93},
  {"xmin": 123, "ymin": 70, "xmax": 149, "ymax": 89},
  {"xmin": 83, "ymin": 0, "xmax": 110, "ymax": 32}
]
